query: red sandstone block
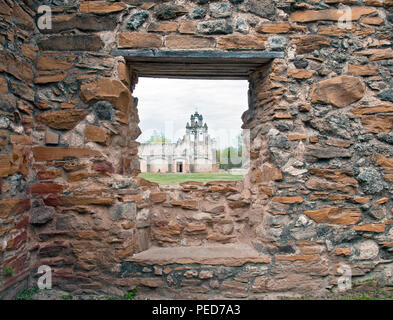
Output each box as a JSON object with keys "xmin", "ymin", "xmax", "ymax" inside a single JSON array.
[{"xmin": 30, "ymin": 182, "xmax": 63, "ymax": 194}]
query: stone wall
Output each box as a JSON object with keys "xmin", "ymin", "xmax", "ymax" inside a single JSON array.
[
  {"xmin": 1, "ymin": 0, "xmax": 393, "ymax": 299},
  {"xmin": 0, "ymin": 0, "xmax": 36, "ymax": 299}
]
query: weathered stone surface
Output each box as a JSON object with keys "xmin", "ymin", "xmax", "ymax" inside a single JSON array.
[
  {"xmin": 191, "ymin": 7, "xmax": 206, "ymax": 19},
  {"xmin": 355, "ymin": 48, "xmax": 393, "ymax": 61},
  {"xmin": 373, "ymin": 154, "xmax": 393, "ymax": 169},
  {"xmin": 37, "ymin": 53, "xmax": 74, "ymax": 71},
  {"xmin": 377, "ymin": 89, "xmax": 393, "ymax": 103},
  {"xmin": 360, "ymin": 16, "xmax": 384, "ymax": 25},
  {"xmin": 0, "ymin": 93, "xmax": 16, "ymax": 113},
  {"xmin": 110, "ymin": 202, "xmax": 137, "ymax": 221},
  {"xmin": 306, "ymin": 178, "xmax": 357, "ymax": 194},
  {"xmin": 354, "ymin": 224, "xmax": 385, "ymax": 233},
  {"xmin": 32, "ymin": 146, "xmax": 101, "ymax": 161},
  {"xmin": 127, "ymin": 11, "xmax": 149, "ymax": 30},
  {"xmin": 0, "ymin": 199, "xmax": 30, "ymax": 219},
  {"xmin": 249, "ymin": 165, "xmax": 283, "ymax": 184},
  {"xmin": 0, "ymin": 52, "xmax": 33, "ymax": 82},
  {"xmin": 357, "ymin": 168, "xmax": 384, "ymax": 194},
  {"xmin": 197, "ymin": 20, "xmax": 233, "ymax": 34},
  {"xmin": 45, "ymin": 195, "xmax": 114, "ymax": 207},
  {"xmin": 30, "ymin": 206, "xmax": 55, "ymax": 225},
  {"xmin": 35, "ymin": 110, "xmax": 88, "ymax": 130},
  {"xmin": 80, "ymin": 78, "xmax": 131, "ymax": 114},
  {"xmin": 154, "ymin": 4, "xmax": 188, "ymax": 20},
  {"xmin": 0, "ymin": 77, "xmax": 7, "ymax": 93},
  {"xmin": 334, "ymin": 248, "xmax": 351, "ymax": 256},
  {"xmin": 274, "ymin": 255, "xmax": 319, "ymax": 263},
  {"xmin": 35, "ymin": 72, "xmax": 67, "ymax": 84},
  {"xmin": 303, "ymin": 207, "xmax": 361, "ymax": 225},
  {"xmin": 272, "ymin": 196, "xmax": 303, "ymax": 204},
  {"xmin": 10, "ymin": 81, "xmax": 34, "ymax": 102},
  {"xmin": 67, "ymin": 170, "xmax": 88, "ymax": 182},
  {"xmin": 246, "ymin": 0, "xmax": 275, "ymax": 19},
  {"xmin": 12, "ymin": 4, "xmax": 34, "ymax": 29},
  {"xmin": 30, "ymin": 183, "xmax": 63, "ymax": 194},
  {"xmin": 311, "ymin": 76, "xmax": 364, "ymax": 107},
  {"xmin": 360, "ymin": 116, "xmax": 393, "ymax": 133},
  {"xmin": 150, "ymin": 192, "xmax": 167, "ymax": 203},
  {"xmin": 266, "ymin": 274, "xmax": 321, "ymax": 292},
  {"xmin": 290, "ymin": 8, "xmax": 376, "ymax": 22},
  {"xmin": 170, "ymin": 199, "xmax": 198, "ymax": 210},
  {"xmin": 45, "ymin": 131, "xmax": 59, "ymax": 145},
  {"xmin": 79, "ymin": 1, "xmax": 126, "ymax": 14},
  {"xmin": 218, "ymin": 35, "xmax": 266, "ymax": 50},
  {"xmin": 354, "ymin": 240, "xmax": 379, "ymax": 260},
  {"xmin": 126, "ymin": 244, "xmax": 270, "ymax": 266},
  {"xmin": 293, "ymin": 35, "xmax": 330, "ymax": 54},
  {"xmin": 165, "ymin": 35, "xmax": 215, "ymax": 49},
  {"xmin": 209, "ymin": 3, "xmax": 232, "ymax": 18},
  {"xmin": 37, "ymin": 170, "xmax": 62, "ymax": 180},
  {"xmin": 92, "ymin": 101, "xmax": 114, "ymax": 121},
  {"xmin": 85, "ymin": 125, "xmax": 110, "ymax": 146},
  {"xmin": 288, "ymin": 69, "xmax": 315, "ymax": 79},
  {"xmin": 179, "ymin": 21, "xmax": 195, "ymax": 34},
  {"xmin": 41, "ymin": 13, "xmax": 118, "ymax": 33},
  {"xmin": 306, "ymin": 145, "xmax": 352, "ymax": 160},
  {"xmin": 118, "ymin": 33, "xmax": 163, "ymax": 49},
  {"xmin": 348, "ymin": 64, "xmax": 379, "ymax": 76},
  {"xmin": 148, "ymin": 22, "xmax": 179, "ymax": 33},
  {"xmin": 93, "ymin": 160, "xmax": 114, "ymax": 174},
  {"xmin": 257, "ymin": 22, "xmax": 291, "ymax": 34},
  {"xmin": 38, "ymin": 35, "xmax": 104, "ymax": 51}
]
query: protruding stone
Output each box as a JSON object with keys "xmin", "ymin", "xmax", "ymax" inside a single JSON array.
[
  {"xmin": 32, "ymin": 146, "xmax": 101, "ymax": 161},
  {"xmin": 118, "ymin": 33, "xmax": 163, "ymax": 49},
  {"xmin": 30, "ymin": 206, "xmax": 55, "ymax": 225},
  {"xmin": 80, "ymin": 78, "xmax": 132, "ymax": 114},
  {"xmin": 148, "ymin": 22, "xmax": 178, "ymax": 33},
  {"xmin": 45, "ymin": 130, "xmax": 59, "ymax": 145},
  {"xmin": 127, "ymin": 11, "xmax": 149, "ymax": 30},
  {"xmin": 290, "ymin": 8, "xmax": 376, "ymax": 23},
  {"xmin": 165, "ymin": 35, "xmax": 215, "ymax": 49},
  {"xmin": 311, "ymin": 75, "xmax": 364, "ymax": 107},
  {"xmin": 357, "ymin": 168, "xmax": 384, "ymax": 194},
  {"xmin": 288, "ymin": 69, "xmax": 315, "ymax": 79},
  {"xmin": 292, "ymin": 35, "xmax": 330, "ymax": 54},
  {"xmin": 354, "ymin": 240, "xmax": 379, "ymax": 260},
  {"xmin": 303, "ymin": 207, "xmax": 361, "ymax": 225},
  {"xmin": 218, "ymin": 35, "xmax": 266, "ymax": 50},
  {"xmin": 35, "ymin": 109, "xmax": 88, "ymax": 130},
  {"xmin": 0, "ymin": 51, "xmax": 34, "ymax": 82},
  {"xmin": 348, "ymin": 64, "xmax": 378, "ymax": 76},
  {"xmin": 154, "ymin": 4, "xmax": 188, "ymax": 20},
  {"xmin": 79, "ymin": 1, "xmax": 127, "ymax": 14},
  {"xmin": 38, "ymin": 35, "xmax": 104, "ymax": 51},
  {"xmin": 150, "ymin": 192, "xmax": 167, "ymax": 203},
  {"xmin": 85, "ymin": 125, "xmax": 110, "ymax": 146},
  {"xmin": 197, "ymin": 20, "xmax": 233, "ymax": 35},
  {"xmin": 0, "ymin": 198, "xmax": 30, "ymax": 219},
  {"xmin": 354, "ymin": 224, "xmax": 385, "ymax": 233},
  {"xmin": 209, "ymin": 3, "xmax": 232, "ymax": 18},
  {"xmin": 272, "ymin": 196, "xmax": 303, "ymax": 204}
]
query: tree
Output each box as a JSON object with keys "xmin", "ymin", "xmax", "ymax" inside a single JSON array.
[
  {"xmin": 217, "ymin": 146, "xmax": 242, "ymax": 170},
  {"xmin": 145, "ymin": 130, "xmax": 171, "ymax": 143}
]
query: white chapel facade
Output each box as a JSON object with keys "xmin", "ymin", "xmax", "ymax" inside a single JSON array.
[{"xmin": 138, "ymin": 111, "xmax": 218, "ymax": 173}]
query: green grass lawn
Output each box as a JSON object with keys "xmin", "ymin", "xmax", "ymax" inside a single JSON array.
[{"xmin": 138, "ymin": 173, "xmax": 244, "ymax": 185}]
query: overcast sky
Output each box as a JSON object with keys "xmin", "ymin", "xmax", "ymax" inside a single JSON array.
[{"xmin": 134, "ymin": 78, "xmax": 249, "ymax": 148}]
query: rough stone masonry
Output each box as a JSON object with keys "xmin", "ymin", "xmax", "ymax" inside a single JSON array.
[{"xmin": 0, "ymin": 0, "xmax": 393, "ymax": 299}]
